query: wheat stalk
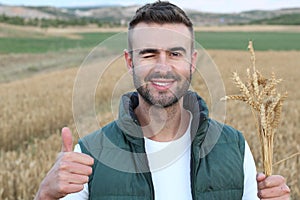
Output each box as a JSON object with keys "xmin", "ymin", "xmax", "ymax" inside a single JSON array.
[{"xmin": 223, "ymin": 41, "xmax": 287, "ymax": 176}]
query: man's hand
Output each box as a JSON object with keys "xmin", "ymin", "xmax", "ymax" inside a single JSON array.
[
  {"xmin": 257, "ymin": 173, "xmax": 290, "ymax": 199},
  {"xmin": 35, "ymin": 127, "xmax": 94, "ymax": 200}
]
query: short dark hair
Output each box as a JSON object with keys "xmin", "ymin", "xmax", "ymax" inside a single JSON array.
[
  {"xmin": 129, "ymin": 1, "xmax": 193, "ymax": 32},
  {"xmin": 128, "ymin": 1, "xmax": 194, "ymax": 51}
]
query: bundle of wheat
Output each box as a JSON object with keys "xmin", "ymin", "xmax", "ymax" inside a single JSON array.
[{"xmin": 222, "ymin": 41, "xmax": 288, "ymax": 176}]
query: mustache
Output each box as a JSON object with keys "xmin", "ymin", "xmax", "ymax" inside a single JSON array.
[{"xmin": 144, "ymin": 72, "xmax": 181, "ymax": 82}]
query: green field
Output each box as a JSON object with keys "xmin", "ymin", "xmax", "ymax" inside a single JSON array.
[
  {"xmin": 196, "ymin": 31, "xmax": 300, "ymax": 51},
  {"xmin": 1, "ymin": 31, "xmax": 300, "ymax": 54},
  {"xmin": 0, "ymin": 32, "xmax": 115, "ymax": 54}
]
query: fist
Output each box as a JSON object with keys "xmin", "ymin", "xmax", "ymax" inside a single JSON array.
[
  {"xmin": 35, "ymin": 127, "xmax": 94, "ymax": 200},
  {"xmin": 257, "ymin": 173, "xmax": 290, "ymax": 199}
]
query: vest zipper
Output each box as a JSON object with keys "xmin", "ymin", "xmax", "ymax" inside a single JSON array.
[{"xmin": 190, "ymin": 117, "xmax": 207, "ymax": 199}]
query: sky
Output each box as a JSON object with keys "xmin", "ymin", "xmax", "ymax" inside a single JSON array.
[{"xmin": 1, "ymin": 0, "xmax": 300, "ymax": 13}]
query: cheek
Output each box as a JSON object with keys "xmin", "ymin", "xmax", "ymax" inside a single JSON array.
[
  {"xmin": 176, "ymin": 67, "xmax": 191, "ymax": 79},
  {"xmin": 133, "ymin": 64, "xmax": 154, "ymax": 78},
  {"xmin": 133, "ymin": 67, "xmax": 149, "ymax": 84},
  {"xmin": 133, "ymin": 68, "xmax": 146, "ymax": 80}
]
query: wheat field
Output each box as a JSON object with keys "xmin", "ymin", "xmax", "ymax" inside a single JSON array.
[{"xmin": 0, "ymin": 50, "xmax": 299, "ymax": 199}]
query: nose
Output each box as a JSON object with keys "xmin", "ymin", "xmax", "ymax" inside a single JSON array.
[{"xmin": 154, "ymin": 51, "xmax": 171, "ymax": 72}]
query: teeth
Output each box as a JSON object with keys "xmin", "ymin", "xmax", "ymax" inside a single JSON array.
[{"xmin": 153, "ymin": 82, "xmax": 170, "ymax": 86}]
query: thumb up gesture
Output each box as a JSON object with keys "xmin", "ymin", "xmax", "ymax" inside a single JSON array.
[{"xmin": 35, "ymin": 127, "xmax": 94, "ymax": 200}]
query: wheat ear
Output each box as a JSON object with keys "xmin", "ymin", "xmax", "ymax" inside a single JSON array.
[{"xmin": 222, "ymin": 41, "xmax": 287, "ymax": 176}]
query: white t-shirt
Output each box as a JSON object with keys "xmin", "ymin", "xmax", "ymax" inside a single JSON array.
[
  {"xmin": 143, "ymin": 118, "xmax": 193, "ymax": 200},
  {"xmin": 61, "ymin": 125, "xmax": 258, "ymax": 200}
]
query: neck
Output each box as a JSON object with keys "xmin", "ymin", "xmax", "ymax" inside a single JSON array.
[{"xmin": 134, "ymin": 96, "xmax": 190, "ymax": 142}]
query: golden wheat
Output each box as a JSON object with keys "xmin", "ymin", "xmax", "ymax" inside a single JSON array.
[
  {"xmin": 223, "ymin": 41, "xmax": 289, "ymax": 176},
  {"xmin": 1, "ymin": 50, "xmax": 299, "ymax": 199}
]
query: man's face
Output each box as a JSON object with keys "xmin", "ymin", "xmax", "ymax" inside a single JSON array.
[{"xmin": 125, "ymin": 23, "xmax": 197, "ymax": 107}]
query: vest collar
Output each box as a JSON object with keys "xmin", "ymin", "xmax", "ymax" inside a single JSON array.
[{"xmin": 116, "ymin": 91, "xmax": 209, "ymax": 147}]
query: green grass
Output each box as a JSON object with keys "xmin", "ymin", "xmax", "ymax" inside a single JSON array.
[
  {"xmin": 0, "ymin": 32, "xmax": 116, "ymax": 54},
  {"xmin": 195, "ymin": 31, "xmax": 300, "ymax": 51},
  {"xmin": 1, "ymin": 31, "xmax": 300, "ymax": 54}
]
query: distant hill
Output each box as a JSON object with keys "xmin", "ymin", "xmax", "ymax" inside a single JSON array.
[
  {"xmin": 67, "ymin": 5, "xmax": 139, "ymax": 24},
  {"xmin": 249, "ymin": 13, "xmax": 300, "ymax": 25},
  {"xmin": 0, "ymin": 4, "xmax": 300, "ymax": 26},
  {"xmin": 28, "ymin": 6, "xmax": 77, "ymax": 19},
  {"xmin": 184, "ymin": 8, "xmax": 299, "ymax": 25}
]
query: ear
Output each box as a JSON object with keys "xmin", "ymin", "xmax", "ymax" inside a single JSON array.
[
  {"xmin": 124, "ymin": 49, "xmax": 133, "ymax": 75},
  {"xmin": 191, "ymin": 50, "xmax": 198, "ymax": 73}
]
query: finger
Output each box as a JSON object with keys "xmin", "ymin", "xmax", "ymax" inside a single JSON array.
[
  {"xmin": 59, "ymin": 152, "xmax": 94, "ymax": 166},
  {"xmin": 258, "ymin": 184, "xmax": 290, "ymax": 199},
  {"xmin": 61, "ymin": 127, "xmax": 73, "ymax": 152},
  {"xmin": 68, "ymin": 163, "xmax": 93, "ymax": 176},
  {"xmin": 258, "ymin": 175, "xmax": 286, "ymax": 189},
  {"xmin": 58, "ymin": 160, "xmax": 93, "ymax": 176},
  {"xmin": 259, "ymin": 194, "xmax": 290, "ymax": 200},
  {"xmin": 57, "ymin": 183, "xmax": 85, "ymax": 197},
  {"xmin": 256, "ymin": 172, "xmax": 266, "ymax": 182},
  {"xmin": 67, "ymin": 174, "xmax": 89, "ymax": 185},
  {"xmin": 56, "ymin": 170, "xmax": 90, "ymax": 185}
]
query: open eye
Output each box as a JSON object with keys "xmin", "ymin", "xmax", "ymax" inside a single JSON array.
[{"xmin": 170, "ymin": 51, "xmax": 182, "ymax": 57}]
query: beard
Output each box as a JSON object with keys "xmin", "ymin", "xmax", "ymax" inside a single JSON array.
[{"xmin": 133, "ymin": 67, "xmax": 192, "ymax": 108}]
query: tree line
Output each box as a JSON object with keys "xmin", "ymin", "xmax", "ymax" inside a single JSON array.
[
  {"xmin": 0, "ymin": 14, "xmax": 123, "ymax": 28},
  {"xmin": 249, "ymin": 13, "xmax": 300, "ymax": 25}
]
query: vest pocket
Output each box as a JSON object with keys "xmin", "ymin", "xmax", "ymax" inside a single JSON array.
[
  {"xmin": 90, "ymin": 196, "xmax": 151, "ymax": 200},
  {"xmin": 195, "ymin": 189, "xmax": 243, "ymax": 200},
  {"xmin": 89, "ymin": 163, "xmax": 153, "ymax": 199}
]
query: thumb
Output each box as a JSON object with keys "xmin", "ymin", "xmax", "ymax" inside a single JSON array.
[
  {"xmin": 61, "ymin": 127, "xmax": 73, "ymax": 152},
  {"xmin": 256, "ymin": 172, "xmax": 266, "ymax": 182}
]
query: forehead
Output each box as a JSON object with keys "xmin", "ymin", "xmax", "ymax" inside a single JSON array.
[{"xmin": 129, "ymin": 23, "xmax": 192, "ymax": 51}]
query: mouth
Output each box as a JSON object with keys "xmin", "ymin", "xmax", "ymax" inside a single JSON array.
[{"xmin": 150, "ymin": 79, "xmax": 175, "ymax": 91}]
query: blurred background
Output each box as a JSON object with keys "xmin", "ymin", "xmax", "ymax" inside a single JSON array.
[{"xmin": 0, "ymin": 0, "xmax": 299, "ymax": 199}]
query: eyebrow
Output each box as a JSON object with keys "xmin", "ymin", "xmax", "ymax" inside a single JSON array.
[
  {"xmin": 138, "ymin": 48, "xmax": 159, "ymax": 55},
  {"xmin": 138, "ymin": 47, "xmax": 187, "ymax": 55},
  {"xmin": 168, "ymin": 47, "xmax": 186, "ymax": 54}
]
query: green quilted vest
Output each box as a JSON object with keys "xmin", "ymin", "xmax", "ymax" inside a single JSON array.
[{"xmin": 79, "ymin": 92, "xmax": 245, "ymax": 200}]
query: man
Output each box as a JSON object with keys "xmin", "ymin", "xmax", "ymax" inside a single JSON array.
[{"xmin": 35, "ymin": 1, "xmax": 290, "ymax": 199}]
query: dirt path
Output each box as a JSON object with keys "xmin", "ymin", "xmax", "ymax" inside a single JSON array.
[{"xmin": 1, "ymin": 23, "xmax": 300, "ymax": 39}]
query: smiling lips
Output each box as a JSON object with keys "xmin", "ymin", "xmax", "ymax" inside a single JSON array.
[{"xmin": 150, "ymin": 79, "xmax": 175, "ymax": 91}]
